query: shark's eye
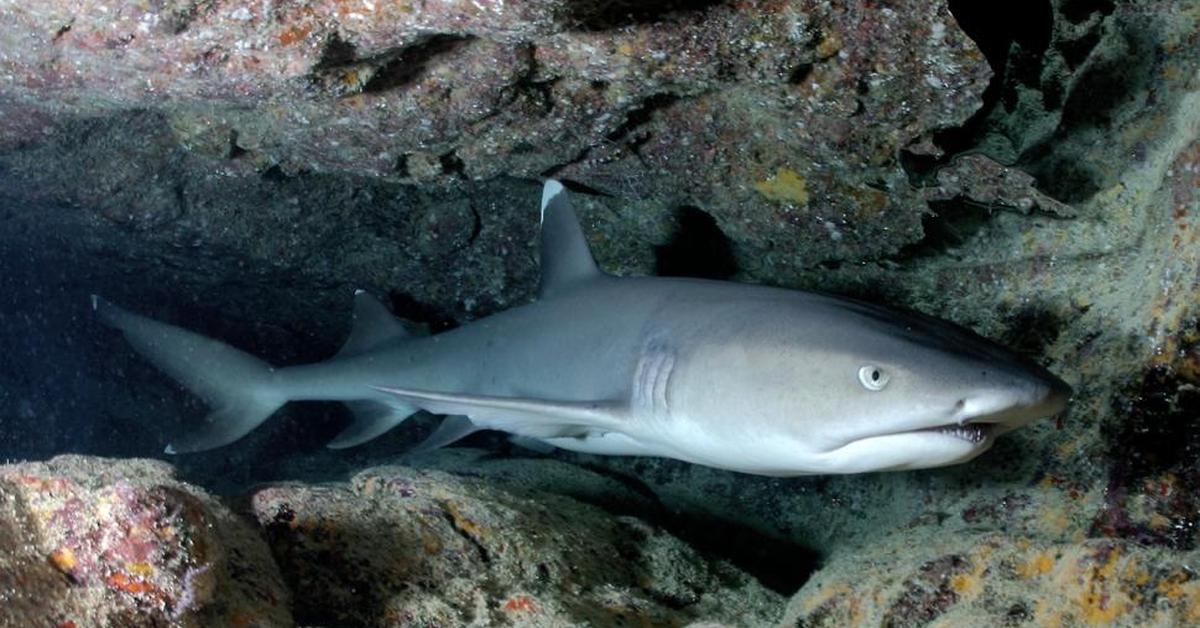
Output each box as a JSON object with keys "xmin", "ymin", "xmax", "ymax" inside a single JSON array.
[{"xmin": 858, "ymin": 365, "xmax": 890, "ymax": 391}]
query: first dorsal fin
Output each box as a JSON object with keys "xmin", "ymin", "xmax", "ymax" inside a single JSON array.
[
  {"xmin": 539, "ymin": 180, "xmax": 601, "ymax": 299},
  {"xmin": 336, "ymin": 290, "xmax": 411, "ymax": 359}
]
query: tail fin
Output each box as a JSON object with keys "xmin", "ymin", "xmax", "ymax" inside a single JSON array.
[{"xmin": 92, "ymin": 295, "xmax": 287, "ymax": 453}]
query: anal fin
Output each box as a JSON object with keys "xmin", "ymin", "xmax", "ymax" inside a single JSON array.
[
  {"xmin": 411, "ymin": 415, "xmax": 479, "ymax": 453},
  {"xmin": 327, "ymin": 400, "xmax": 416, "ymax": 449}
]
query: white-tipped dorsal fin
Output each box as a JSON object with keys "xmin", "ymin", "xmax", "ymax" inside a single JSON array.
[
  {"xmin": 336, "ymin": 290, "xmax": 411, "ymax": 358},
  {"xmin": 539, "ymin": 179, "xmax": 601, "ymax": 299}
]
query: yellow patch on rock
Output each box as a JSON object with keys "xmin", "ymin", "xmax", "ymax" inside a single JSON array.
[
  {"xmin": 1016, "ymin": 552, "xmax": 1056, "ymax": 579},
  {"xmin": 816, "ymin": 32, "xmax": 842, "ymax": 59},
  {"xmin": 49, "ymin": 547, "xmax": 76, "ymax": 573},
  {"xmin": 1039, "ymin": 505, "xmax": 1072, "ymax": 535},
  {"xmin": 1077, "ymin": 547, "xmax": 1129, "ymax": 624},
  {"xmin": 127, "ymin": 561, "xmax": 154, "ymax": 577},
  {"xmin": 755, "ymin": 168, "xmax": 809, "ymax": 206}
]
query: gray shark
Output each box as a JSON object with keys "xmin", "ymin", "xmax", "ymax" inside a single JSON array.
[{"xmin": 94, "ymin": 180, "xmax": 1071, "ymax": 475}]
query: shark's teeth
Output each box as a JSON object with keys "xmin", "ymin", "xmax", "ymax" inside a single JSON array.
[{"xmin": 935, "ymin": 424, "xmax": 990, "ymax": 444}]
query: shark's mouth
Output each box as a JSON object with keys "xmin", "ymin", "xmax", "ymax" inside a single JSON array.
[{"xmin": 917, "ymin": 423, "xmax": 993, "ymax": 444}]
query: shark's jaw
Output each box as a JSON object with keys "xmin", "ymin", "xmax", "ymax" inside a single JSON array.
[
  {"xmin": 920, "ymin": 423, "xmax": 992, "ymax": 444},
  {"xmin": 808, "ymin": 381, "xmax": 1072, "ymax": 474}
]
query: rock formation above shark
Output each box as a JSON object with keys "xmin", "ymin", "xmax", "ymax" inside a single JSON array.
[{"xmin": 94, "ymin": 180, "xmax": 1071, "ymax": 475}]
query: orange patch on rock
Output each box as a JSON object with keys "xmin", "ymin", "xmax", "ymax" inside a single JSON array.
[
  {"xmin": 504, "ymin": 595, "xmax": 537, "ymax": 613},
  {"xmin": 106, "ymin": 572, "xmax": 156, "ymax": 595},
  {"xmin": 278, "ymin": 25, "xmax": 311, "ymax": 47}
]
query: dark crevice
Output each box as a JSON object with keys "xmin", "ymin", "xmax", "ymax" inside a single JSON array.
[
  {"xmin": 901, "ymin": 0, "xmax": 1055, "ymax": 186},
  {"xmin": 997, "ymin": 306, "xmax": 1065, "ymax": 362},
  {"xmin": 260, "ymin": 165, "xmax": 289, "ymax": 182},
  {"xmin": 52, "ymin": 21, "xmax": 73, "ymax": 42},
  {"xmin": 541, "ymin": 92, "xmax": 691, "ymax": 182},
  {"xmin": 310, "ymin": 33, "xmax": 474, "ymax": 98},
  {"xmin": 654, "ymin": 206, "xmax": 737, "ymax": 280},
  {"xmin": 787, "ymin": 63, "xmax": 814, "ymax": 85},
  {"xmin": 571, "ymin": 461, "xmax": 817, "ymax": 595},
  {"xmin": 1096, "ymin": 325, "xmax": 1200, "ymax": 550},
  {"xmin": 464, "ymin": 202, "xmax": 483, "ymax": 248},
  {"xmin": 385, "ymin": 291, "xmax": 458, "ymax": 334},
  {"xmin": 394, "ymin": 153, "xmax": 410, "ymax": 178},
  {"xmin": 558, "ymin": 178, "xmax": 614, "ymax": 197},
  {"xmin": 1060, "ymin": 0, "xmax": 1115, "ymax": 24},
  {"xmin": 949, "ymin": 0, "xmax": 1052, "ymax": 70},
  {"xmin": 667, "ymin": 515, "xmax": 820, "ymax": 595},
  {"xmin": 500, "ymin": 44, "xmax": 557, "ymax": 116},
  {"xmin": 903, "ymin": 0, "xmax": 1123, "ymax": 205},
  {"xmin": 540, "ymin": 143, "xmax": 605, "ymax": 180},
  {"xmin": 361, "ymin": 35, "xmax": 474, "ymax": 94},
  {"xmin": 1105, "ymin": 330, "xmax": 1200, "ymax": 484},
  {"xmin": 227, "ymin": 130, "xmax": 248, "ymax": 160},
  {"xmin": 161, "ymin": 1, "xmax": 214, "ymax": 35},
  {"xmin": 438, "ymin": 151, "xmax": 466, "ymax": 178},
  {"xmin": 441, "ymin": 508, "xmax": 491, "ymax": 564},
  {"xmin": 314, "ymin": 33, "xmax": 359, "ymax": 70},
  {"xmin": 1023, "ymin": 26, "xmax": 1151, "ymax": 203},
  {"xmin": 1059, "ymin": 28, "xmax": 1104, "ymax": 70},
  {"xmin": 891, "ymin": 199, "xmax": 997, "ymax": 261},
  {"xmin": 574, "ymin": 461, "xmax": 666, "ymax": 504},
  {"xmin": 561, "ymin": 0, "xmax": 724, "ymax": 31},
  {"xmin": 606, "ymin": 93, "xmax": 679, "ymax": 143}
]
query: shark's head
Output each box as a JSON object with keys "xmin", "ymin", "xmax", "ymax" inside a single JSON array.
[
  {"xmin": 670, "ymin": 291, "xmax": 1072, "ymax": 475},
  {"xmin": 786, "ymin": 297, "xmax": 1072, "ymax": 473}
]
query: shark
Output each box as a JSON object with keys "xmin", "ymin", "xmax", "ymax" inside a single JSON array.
[{"xmin": 94, "ymin": 179, "xmax": 1071, "ymax": 475}]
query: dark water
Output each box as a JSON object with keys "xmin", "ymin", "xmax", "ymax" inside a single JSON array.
[{"xmin": 0, "ymin": 192, "xmax": 384, "ymax": 488}]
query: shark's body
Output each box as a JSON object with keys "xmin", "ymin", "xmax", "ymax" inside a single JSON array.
[{"xmin": 96, "ymin": 180, "xmax": 1071, "ymax": 475}]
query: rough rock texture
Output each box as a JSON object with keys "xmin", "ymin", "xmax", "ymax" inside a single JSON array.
[
  {"xmin": 1, "ymin": 0, "xmax": 1200, "ymax": 626},
  {"xmin": 784, "ymin": 531, "xmax": 1200, "ymax": 626},
  {"xmin": 0, "ymin": 455, "xmax": 291, "ymax": 627},
  {"xmin": 0, "ymin": 0, "xmax": 990, "ymax": 270},
  {"xmin": 247, "ymin": 463, "xmax": 782, "ymax": 626},
  {"xmin": 0, "ymin": 455, "xmax": 784, "ymax": 626}
]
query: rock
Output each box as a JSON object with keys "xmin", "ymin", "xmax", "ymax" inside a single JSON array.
[
  {"xmin": 918, "ymin": 153, "xmax": 1074, "ymax": 216},
  {"xmin": 783, "ymin": 531, "xmax": 1200, "ymax": 626},
  {"xmin": 0, "ymin": 455, "xmax": 291, "ymax": 627},
  {"xmin": 0, "ymin": 0, "xmax": 991, "ymax": 271},
  {"xmin": 1, "ymin": 1, "xmax": 1200, "ymax": 626},
  {"xmin": 247, "ymin": 464, "xmax": 783, "ymax": 626}
]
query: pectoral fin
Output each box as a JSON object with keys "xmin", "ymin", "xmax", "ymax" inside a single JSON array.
[{"xmin": 371, "ymin": 385, "xmax": 627, "ymax": 439}]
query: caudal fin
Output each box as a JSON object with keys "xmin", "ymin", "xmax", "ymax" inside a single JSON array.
[{"xmin": 92, "ymin": 295, "xmax": 287, "ymax": 453}]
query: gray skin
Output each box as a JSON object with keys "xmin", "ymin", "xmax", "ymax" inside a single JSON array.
[{"xmin": 95, "ymin": 180, "xmax": 1071, "ymax": 476}]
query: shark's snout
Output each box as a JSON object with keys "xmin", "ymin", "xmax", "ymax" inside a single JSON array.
[{"xmin": 958, "ymin": 371, "xmax": 1072, "ymax": 433}]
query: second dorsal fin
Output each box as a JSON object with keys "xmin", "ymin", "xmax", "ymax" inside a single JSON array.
[
  {"xmin": 336, "ymin": 290, "xmax": 411, "ymax": 358},
  {"xmin": 539, "ymin": 180, "xmax": 601, "ymax": 299}
]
